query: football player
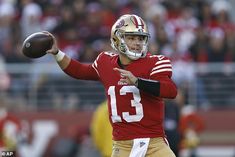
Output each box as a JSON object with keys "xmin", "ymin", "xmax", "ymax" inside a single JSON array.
[{"xmin": 47, "ymin": 14, "xmax": 177, "ymax": 157}]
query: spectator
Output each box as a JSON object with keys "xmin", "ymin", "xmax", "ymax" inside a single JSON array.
[
  {"xmin": 0, "ymin": 103, "xmax": 22, "ymax": 153},
  {"xmin": 164, "ymin": 100, "xmax": 181, "ymax": 157},
  {"xmin": 20, "ymin": 0, "xmax": 43, "ymax": 39},
  {"xmin": 90, "ymin": 100, "xmax": 112, "ymax": 157},
  {"xmin": 0, "ymin": 55, "xmax": 10, "ymax": 97},
  {"xmin": 179, "ymin": 105, "xmax": 204, "ymax": 157}
]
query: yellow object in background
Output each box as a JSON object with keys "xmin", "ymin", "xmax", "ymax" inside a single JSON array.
[{"xmin": 90, "ymin": 101, "xmax": 112, "ymax": 157}]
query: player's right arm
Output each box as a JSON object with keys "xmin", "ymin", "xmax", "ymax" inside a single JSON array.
[{"xmin": 46, "ymin": 32, "xmax": 99, "ymax": 80}]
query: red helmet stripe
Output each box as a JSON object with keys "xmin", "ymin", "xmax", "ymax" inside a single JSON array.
[
  {"xmin": 140, "ymin": 19, "xmax": 144, "ymax": 29},
  {"xmin": 133, "ymin": 16, "xmax": 139, "ymax": 28},
  {"xmin": 132, "ymin": 15, "xmax": 144, "ymax": 29}
]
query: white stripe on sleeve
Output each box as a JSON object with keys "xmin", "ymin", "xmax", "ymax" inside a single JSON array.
[{"xmin": 150, "ymin": 69, "xmax": 172, "ymax": 76}]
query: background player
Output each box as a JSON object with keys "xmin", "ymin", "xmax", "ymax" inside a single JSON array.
[{"xmin": 46, "ymin": 14, "xmax": 177, "ymax": 157}]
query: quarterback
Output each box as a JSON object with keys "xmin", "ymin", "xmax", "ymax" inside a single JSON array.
[{"xmin": 47, "ymin": 14, "xmax": 177, "ymax": 157}]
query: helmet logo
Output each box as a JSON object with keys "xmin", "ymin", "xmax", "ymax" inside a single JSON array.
[
  {"xmin": 120, "ymin": 43, "xmax": 127, "ymax": 52},
  {"xmin": 116, "ymin": 19, "xmax": 125, "ymax": 29},
  {"xmin": 131, "ymin": 16, "xmax": 144, "ymax": 29}
]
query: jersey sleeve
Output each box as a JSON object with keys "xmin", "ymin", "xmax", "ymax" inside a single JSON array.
[
  {"xmin": 149, "ymin": 55, "xmax": 177, "ymax": 98},
  {"xmin": 91, "ymin": 52, "xmax": 102, "ymax": 77},
  {"xmin": 150, "ymin": 55, "xmax": 173, "ymax": 78},
  {"xmin": 63, "ymin": 58, "xmax": 100, "ymax": 81}
]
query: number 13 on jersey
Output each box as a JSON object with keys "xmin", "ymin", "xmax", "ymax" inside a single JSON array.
[{"xmin": 108, "ymin": 86, "xmax": 144, "ymax": 123}]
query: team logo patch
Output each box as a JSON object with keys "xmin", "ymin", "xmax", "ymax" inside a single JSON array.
[
  {"xmin": 140, "ymin": 141, "xmax": 146, "ymax": 147},
  {"xmin": 116, "ymin": 19, "xmax": 125, "ymax": 29}
]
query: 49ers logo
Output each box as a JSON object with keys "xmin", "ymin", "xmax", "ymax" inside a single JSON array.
[{"xmin": 116, "ymin": 19, "xmax": 125, "ymax": 29}]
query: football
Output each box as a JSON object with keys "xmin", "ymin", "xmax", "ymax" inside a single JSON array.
[{"xmin": 22, "ymin": 32, "xmax": 53, "ymax": 58}]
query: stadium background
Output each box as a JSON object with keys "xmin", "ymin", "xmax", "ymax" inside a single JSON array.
[{"xmin": 0, "ymin": 0, "xmax": 235, "ymax": 156}]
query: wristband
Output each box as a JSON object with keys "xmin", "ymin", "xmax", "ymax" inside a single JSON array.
[
  {"xmin": 54, "ymin": 50, "xmax": 65, "ymax": 62},
  {"xmin": 136, "ymin": 78, "xmax": 160, "ymax": 96}
]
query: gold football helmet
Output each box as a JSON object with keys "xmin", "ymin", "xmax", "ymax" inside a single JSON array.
[{"xmin": 111, "ymin": 14, "xmax": 150, "ymax": 60}]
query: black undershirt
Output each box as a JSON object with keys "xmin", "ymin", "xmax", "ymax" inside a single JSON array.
[{"xmin": 117, "ymin": 57, "xmax": 127, "ymax": 69}]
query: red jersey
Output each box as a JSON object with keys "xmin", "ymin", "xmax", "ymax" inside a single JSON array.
[{"xmin": 64, "ymin": 52, "xmax": 177, "ymax": 140}]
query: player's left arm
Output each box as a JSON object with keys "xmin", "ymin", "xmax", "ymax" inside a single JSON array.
[
  {"xmin": 148, "ymin": 56, "xmax": 177, "ymax": 98},
  {"xmin": 114, "ymin": 57, "xmax": 177, "ymax": 98}
]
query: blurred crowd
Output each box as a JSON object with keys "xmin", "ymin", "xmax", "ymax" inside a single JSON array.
[
  {"xmin": 0, "ymin": 0, "xmax": 234, "ymax": 63},
  {"xmin": 1, "ymin": 0, "xmax": 235, "ymax": 108}
]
